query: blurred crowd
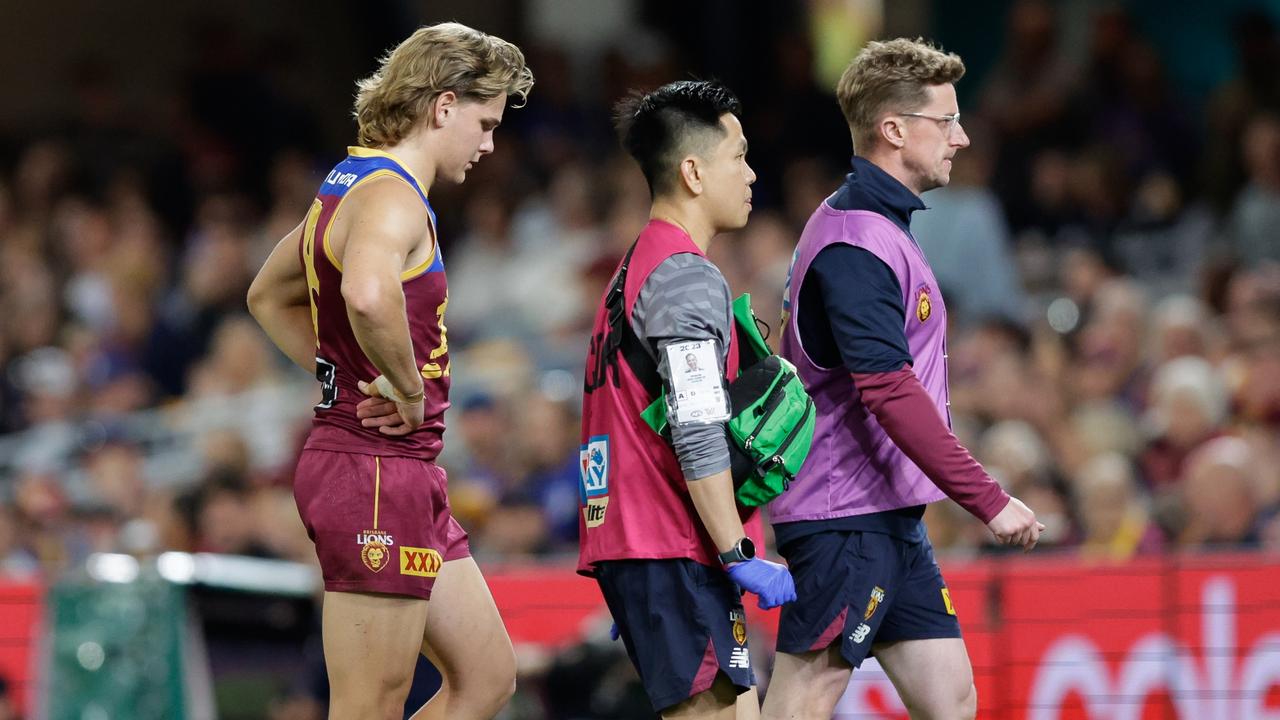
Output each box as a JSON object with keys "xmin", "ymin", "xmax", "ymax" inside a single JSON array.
[
  {"xmin": 2, "ymin": 2, "xmax": 1280, "ymax": 717},
  {"xmin": 0, "ymin": 0, "xmax": 1278, "ymax": 606}
]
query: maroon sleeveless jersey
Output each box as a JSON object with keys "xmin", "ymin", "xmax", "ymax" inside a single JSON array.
[{"xmin": 300, "ymin": 147, "xmax": 450, "ymax": 460}]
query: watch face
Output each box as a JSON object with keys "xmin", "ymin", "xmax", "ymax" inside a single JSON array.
[{"xmin": 739, "ymin": 537, "xmax": 756, "ymax": 559}]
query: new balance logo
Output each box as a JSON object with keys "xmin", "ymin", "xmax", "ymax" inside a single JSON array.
[
  {"xmin": 850, "ymin": 623, "xmax": 871, "ymax": 644},
  {"xmin": 729, "ymin": 647, "xmax": 750, "ymax": 669}
]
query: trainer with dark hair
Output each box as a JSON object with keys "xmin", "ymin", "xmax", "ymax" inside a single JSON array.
[{"xmin": 578, "ymin": 79, "xmax": 795, "ymax": 719}]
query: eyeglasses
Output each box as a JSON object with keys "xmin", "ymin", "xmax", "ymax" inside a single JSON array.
[{"xmin": 899, "ymin": 111, "xmax": 962, "ymax": 135}]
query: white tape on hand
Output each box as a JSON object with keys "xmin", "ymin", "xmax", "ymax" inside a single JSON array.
[{"xmin": 372, "ymin": 375, "xmax": 423, "ymax": 405}]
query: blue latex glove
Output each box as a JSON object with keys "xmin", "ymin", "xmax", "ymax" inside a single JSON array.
[{"xmin": 726, "ymin": 557, "xmax": 797, "ymax": 609}]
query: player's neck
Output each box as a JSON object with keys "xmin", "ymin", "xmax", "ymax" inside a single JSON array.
[
  {"xmin": 379, "ymin": 134, "xmax": 437, "ymax": 193},
  {"xmin": 862, "ymin": 150, "xmax": 924, "ymax": 196},
  {"xmin": 650, "ymin": 200, "xmax": 714, "ymax": 252}
]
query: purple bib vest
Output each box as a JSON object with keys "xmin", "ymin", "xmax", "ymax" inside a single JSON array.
[
  {"xmin": 772, "ymin": 205, "xmax": 950, "ymax": 522},
  {"xmin": 577, "ymin": 220, "xmax": 758, "ymax": 574}
]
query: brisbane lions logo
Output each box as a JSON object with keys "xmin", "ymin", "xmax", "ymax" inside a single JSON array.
[
  {"xmin": 864, "ymin": 586, "xmax": 886, "ymax": 621},
  {"xmin": 730, "ymin": 609, "xmax": 748, "ymax": 646},
  {"xmin": 362, "ymin": 540, "xmax": 389, "ymax": 572},
  {"xmin": 358, "ymin": 529, "xmax": 395, "ymax": 573},
  {"xmin": 916, "ymin": 285, "xmax": 932, "ymax": 323}
]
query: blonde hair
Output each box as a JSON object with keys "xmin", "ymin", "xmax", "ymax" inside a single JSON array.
[
  {"xmin": 354, "ymin": 22, "xmax": 534, "ymax": 147},
  {"xmin": 836, "ymin": 38, "xmax": 964, "ymax": 153}
]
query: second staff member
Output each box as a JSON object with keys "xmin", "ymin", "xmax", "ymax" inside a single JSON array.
[{"xmin": 579, "ymin": 80, "xmax": 796, "ymax": 720}]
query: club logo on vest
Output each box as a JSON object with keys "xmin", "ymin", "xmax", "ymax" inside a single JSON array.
[
  {"xmin": 864, "ymin": 586, "xmax": 886, "ymax": 621},
  {"xmin": 730, "ymin": 609, "xmax": 747, "ymax": 646},
  {"xmin": 916, "ymin": 285, "xmax": 932, "ymax": 323},
  {"xmin": 357, "ymin": 529, "xmax": 394, "ymax": 573},
  {"xmin": 400, "ymin": 546, "xmax": 443, "ymax": 577}
]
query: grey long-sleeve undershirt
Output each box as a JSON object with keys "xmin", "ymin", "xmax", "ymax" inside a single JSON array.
[{"xmin": 630, "ymin": 253, "xmax": 733, "ymax": 482}]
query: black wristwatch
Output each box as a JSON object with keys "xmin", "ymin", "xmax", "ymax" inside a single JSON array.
[{"xmin": 718, "ymin": 537, "xmax": 756, "ymax": 566}]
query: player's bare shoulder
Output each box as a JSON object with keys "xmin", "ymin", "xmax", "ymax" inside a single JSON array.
[{"xmin": 329, "ymin": 175, "xmax": 433, "ymax": 270}]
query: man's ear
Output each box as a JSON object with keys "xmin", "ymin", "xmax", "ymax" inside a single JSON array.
[
  {"xmin": 880, "ymin": 116, "xmax": 906, "ymax": 149},
  {"xmin": 432, "ymin": 91, "xmax": 459, "ymax": 128},
  {"xmin": 678, "ymin": 155, "xmax": 704, "ymax": 196}
]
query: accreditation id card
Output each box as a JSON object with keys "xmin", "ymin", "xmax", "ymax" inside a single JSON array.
[{"xmin": 665, "ymin": 339, "xmax": 731, "ymax": 426}]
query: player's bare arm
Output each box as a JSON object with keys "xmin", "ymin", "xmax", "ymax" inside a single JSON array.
[
  {"xmin": 247, "ymin": 220, "xmax": 317, "ymax": 373},
  {"xmin": 336, "ymin": 177, "xmax": 431, "ymax": 433}
]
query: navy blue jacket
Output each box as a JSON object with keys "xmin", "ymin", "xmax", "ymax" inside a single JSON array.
[{"xmin": 797, "ymin": 156, "xmax": 924, "ymax": 373}]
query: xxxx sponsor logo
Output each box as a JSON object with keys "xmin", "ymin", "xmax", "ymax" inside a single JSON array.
[{"xmin": 400, "ymin": 546, "xmax": 443, "ymax": 578}]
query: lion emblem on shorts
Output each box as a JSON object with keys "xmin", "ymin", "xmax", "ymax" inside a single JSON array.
[
  {"xmin": 864, "ymin": 586, "xmax": 886, "ymax": 621},
  {"xmin": 362, "ymin": 540, "xmax": 389, "ymax": 573},
  {"xmin": 730, "ymin": 609, "xmax": 747, "ymax": 646}
]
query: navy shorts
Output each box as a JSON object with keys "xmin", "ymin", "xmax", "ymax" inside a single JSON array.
[
  {"xmin": 595, "ymin": 559, "xmax": 754, "ymax": 712},
  {"xmin": 776, "ymin": 530, "xmax": 960, "ymax": 668}
]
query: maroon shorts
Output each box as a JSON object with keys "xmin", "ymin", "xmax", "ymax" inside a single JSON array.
[{"xmin": 293, "ymin": 449, "xmax": 470, "ymax": 600}]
